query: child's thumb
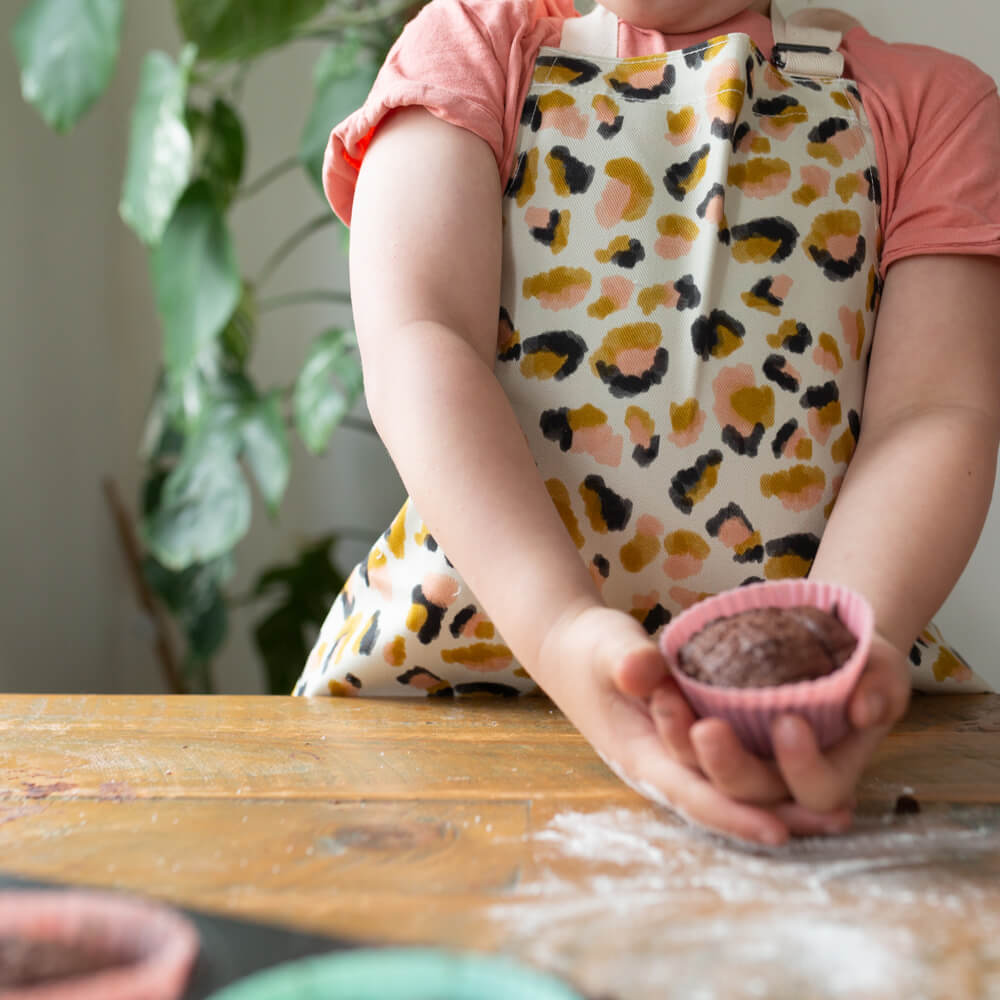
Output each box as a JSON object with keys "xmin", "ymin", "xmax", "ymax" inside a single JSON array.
[{"xmin": 613, "ymin": 639, "xmax": 670, "ymax": 697}]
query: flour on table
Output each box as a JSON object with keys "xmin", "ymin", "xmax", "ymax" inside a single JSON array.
[{"xmin": 488, "ymin": 803, "xmax": 1000, "ymax": 1000}]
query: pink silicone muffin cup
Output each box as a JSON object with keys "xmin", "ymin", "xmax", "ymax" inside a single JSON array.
[
  {"xmin": 659, "ymin": 579, "xmax": 874, "ymax": 757},
  {"xmin": 0, "ymin": 890, "xmax": 200, "ymax": 1000}
]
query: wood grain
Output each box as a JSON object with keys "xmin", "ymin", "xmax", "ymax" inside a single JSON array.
[{"xmin": 1, "ymin": 693, "xmax": 998, "ymax": 1000}]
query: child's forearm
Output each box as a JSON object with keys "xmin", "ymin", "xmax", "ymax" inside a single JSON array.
[
  {"xmin": 811, "ymin": 404, "xmax": 999, "ymax": 652},
  {"xmin": 364, "ymin": 318, "xmax": 603, "ymax": 677}
]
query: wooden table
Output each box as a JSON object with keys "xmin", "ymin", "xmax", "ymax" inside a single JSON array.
[{"xmin": 2, "ymin": 694, "xmax": 999, "ymax": 999}]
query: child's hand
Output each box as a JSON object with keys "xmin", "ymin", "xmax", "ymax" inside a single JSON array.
[
  {"xmin": 651, "ymin": 631, "xmax": 911, "ymax": 820},
  {"xmin": 535, "ymin": 604, "xmax": 864, "ymax": 846}
]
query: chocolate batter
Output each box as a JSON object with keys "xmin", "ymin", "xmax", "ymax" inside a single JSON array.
[{"xmin": 676, "ymin": 606, "xmax": 857, "ymax": 688}]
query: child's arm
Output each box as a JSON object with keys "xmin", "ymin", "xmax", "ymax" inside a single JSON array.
[
  {"xmin": 658, "ymin": 253, "xmax": 1000, "ymax": 812},
  {"xmin": 349, "ymin": 107, "xmax": 850, "ymax": 845}
]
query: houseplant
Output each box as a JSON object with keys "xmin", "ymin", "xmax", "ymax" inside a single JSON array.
[{"xmin": 13, "ymin": 0, "xmax": 423, "ymax": 692}]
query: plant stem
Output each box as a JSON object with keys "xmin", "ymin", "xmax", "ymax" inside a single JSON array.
[
  {"xmin": 237, "ymin": 156, "xmax": 299, "ymax": 201},
  {"xmin": 258, "ymin": 289, "xmax": 352, "ymax": 312},
  {"xmin": 255, "ymin": 214, "xmax": 336, "ymax": 286}
]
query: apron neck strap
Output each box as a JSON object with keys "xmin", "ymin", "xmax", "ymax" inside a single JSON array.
[
  {"xmin": 560, "ymin": 6, "xmax": 619, "ymax": 57},
  {"xmin": 559, "ymin": 4, "xmax": 848, "ymax": 80},
  {"xmin": 770, "ymin": 3, "xmax": 846, "ymax": 79}
]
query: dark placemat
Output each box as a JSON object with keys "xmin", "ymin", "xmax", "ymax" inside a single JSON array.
[{"xmin": 0, "ymin": 872, "xmax": 360, "ymax": 999}]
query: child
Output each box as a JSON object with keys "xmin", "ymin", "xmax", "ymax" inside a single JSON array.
[{"xmin": 294, "ymin": 0, "xmax": 1000, "ymax": 845}]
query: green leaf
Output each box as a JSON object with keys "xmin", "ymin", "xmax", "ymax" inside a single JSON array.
[
  {"xmin": 151, "ymin": 180, "xmax": 241, "ymax": 389},
  {"xmin": 293, "ymin": 328, "xmax": 364, "ymax": 454},
  {"xmin": 187, "ymin": 98, "xmax": 245, "ymax": 206},
  {"xmin": 241, "ymin": 391, "xmax": 290, "ymax": 513},
  {"xmin": 250, "ymin": 535, "xmax": 347, "ymax": 693},
  {"xmin": 13, "ymin": 0, "xmax": 123, "ymax": 132},
  {"xmin": 186, "ymin": 585, "xmax": 228, "ymax": 661},
  {"xmin": 173, "ymin": 0, "xmax": 327, "ymax": 61},
  {"xmin": 299, "ymin": 43, "xmax": 378, "ymax": 192},
  {"xmin": 220, "ymin": 282, "xmax": 256, "ymax": 368},
  {"xmin": 144, "ymin": 553, "xmax": 233, "ymax": 691},
  {"xmin": 253, "ymin": 604, "xmax": 311, "ymax": 695},
  {"xmin": 142, "ymin": 423, "xmax": 250, "ymax": 569},
  {"xmin": 119, "ymin": 48, "xmax": 195, "ymax": 246}
]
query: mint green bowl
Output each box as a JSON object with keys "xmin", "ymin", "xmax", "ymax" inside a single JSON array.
[{"xmin": 205, "ymin": 948, "xmax": 585, "ymax": 1000}]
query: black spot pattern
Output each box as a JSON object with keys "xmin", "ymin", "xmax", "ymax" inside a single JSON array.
[
  {"xmin": 594, "ymin": 348, "xmax": 669, "ymax": 398},
  {"xmin": 521, "ymin": 329, "xmax": 588, "ymax": 379},
  {"xmin": 721, "ymin": 422, "xmax": 765, "ymax": 457},
  {"xmin": 764, "ymin": 355, "xmax": 800, "ymax": 392},
  {"xmin": 669, "ymin": 450, "xmax": 724, "ymax": 514},
  {"xmin": 549, "ymin": 146, "xmax": 595, "ymax": 194},
  {"xmin": 534, "ymin": 56, "xmax": 601, "ymax": 85},
  {"xmin": 664, "ymin": 144, "xmax": 711, "ymax": 201},
  {"xmin": 582, "ymin": 475, "xmax": 633, "ymax": 531},
  {"xmin": 690, "ymin": 309, "xmax": 746, "ymax": 360},
  {"xmin": 771, "ymin": 418, "xmax": 800, "ymax": 457}
]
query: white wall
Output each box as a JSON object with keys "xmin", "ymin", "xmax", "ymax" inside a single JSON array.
[
  {"xmin": 3, "ymin": 1, "xmax": 998, "ymax": 692},
  {"xmin": 2, "ymin": 5, "xmax": 120, "ymax": 692}
]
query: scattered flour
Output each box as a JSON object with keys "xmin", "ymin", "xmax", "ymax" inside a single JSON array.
[{"xmin": 488, "ymin": 804, "xmax": 1000, "ymax": 1000}]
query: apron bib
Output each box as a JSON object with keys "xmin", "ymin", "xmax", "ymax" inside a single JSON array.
[{"xmin": 296, "ymin": 5, "xmax": 989, "ymax": 698}]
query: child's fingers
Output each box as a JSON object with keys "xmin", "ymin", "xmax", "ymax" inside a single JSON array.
[
  {"xmin": 689, "ymin": 718, "xmax": 789, "ymax": 804},
  {"xmin": 770, "ymin": 800, "xmax": 855, "ymax": 837},
  {"xmin": 847, "ymin": 636, "xmax": 911, "ymax": 729},
  {"xmin": 770, "ymin": 716, "xmax": 845, "ymax": 812},
  {"xmin": 636, "ymin": 749, "xmax": 791, "ymax": 846},
  {"xmin": 771, "ymin": 713, "xmax": 887, "ymax": 813},
  {"xmin": 610, "ymin": 637, "xmax": 670, "ymax": 697},
  {"xmin": 649, "ymin": 686, "xmax": 699, "ymax": 770}
]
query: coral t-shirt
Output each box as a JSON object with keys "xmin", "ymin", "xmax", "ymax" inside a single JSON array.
[{"xmin": 323, "ymin": 0, "xmax": 1000, "ymax": 277}]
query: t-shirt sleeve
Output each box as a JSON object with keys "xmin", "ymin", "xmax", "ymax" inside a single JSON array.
[
  {"xmin": 321, "ymin": 0, "xmax": 560, "ymax": 225},
  {"xmin": 849, "ymin": 32, "xmax": 1000, "ymax": 274}
]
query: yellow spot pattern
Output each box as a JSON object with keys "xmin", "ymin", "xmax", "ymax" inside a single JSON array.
[
  {"xmin": 670, "ymin": 398, "xmax": 702, "ymax": 433},
  {"xmin": 538, "ymin": 90, "xmax": 577, "ymax": 113},
  {"xmin": 596, "ymin": 235, "xmax": 637, "ymax": 263},
  {"xmin": 657, "ymin": 214, "xmax": 700, "ymax": 240},
  {"xmin": 406, "ymin": 603, "xmax": 428, "ymax": 634},
  {"xmin": 605, "ymin": 158, "xmax": 654, "ymax": 221},
  {"xmin": 760, "ymin": 464, "xmax": 826, "ymax": 500},
  {"xmin": 570, "ymin": 404, "xmax": 609, "ymax": 430},
  {"xmin": 667, "ymin": 106, "xmax": 696, "ymax": 136},
  {"xmin": 664, "ymin": 530, "xmax": 710, "ymax": 558},
  {"xmin": 386, "ymin": 636, "xmax": 406, "ymax": 667},
  {"xmin": 620, "ymin": 532, "xmax": 660, "ymax": 572},
  {"xmin": 523, "ymin": 267, "xmax": 591, "ymax": 302},
  {"xmin": 732, "ymin": 235, "xmax": 784, "ymax": 264},
  {"xmin": 767, "ymin": 319, "xmax": 805, "ymax": 350},
  {"xmin": 817, "ymin": 331, "xmax": 843, "ymax": 370},
  {"xmin": 728, "ymin": 157, "xmax": 791, "ymax": 190},
  {"xmin": 626, "ymin": 405, "xmax": 656, "ymax": 439},
  {"xmin": 765, "ymin": 554, "xmax": 813, "ymax": 579},
  {"xmin": 516, "ymin": 148, "xmax": 538, "ymax": 208},
  {"xmin": 932, "ymin": 647, "xmax": 969, "ymax": 682},
  {"xmin": 546, "ymin": 478, "xmax": 584, "ymax": 549},
  {"xmin": 440, "ymin": 643, "xmax": 513, "ymax": 667},
  {"xmin": 591, "ymin": 322, "xmax": 662, "ymax": 373},
  {"xmin": 831, "ymin": 426, "xmax": 856, "ymax": 464},
  {"xmin": 387, "ymin": 503, "xmax": 409, "ymax": 559},
  {"xmin": 731, "ymin": 384, "xmax": 776, "ymax": 428}
]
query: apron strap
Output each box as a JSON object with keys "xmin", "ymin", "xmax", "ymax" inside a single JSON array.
[
  {"xmin": 770, "ymin": 2, "xmax": 848, "ymax": 79},
  {"xmin": 560, "ymin": 4, "xmax": 852, "ymax": 79},
  {"xmin": 559, "ymin": 5, "xmax": 619, "ymax": 57}
]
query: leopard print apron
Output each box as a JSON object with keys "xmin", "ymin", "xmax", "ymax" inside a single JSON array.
[{"xmin": 296, "ymin": 4, "xmax": 990, "ymax": 698}]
